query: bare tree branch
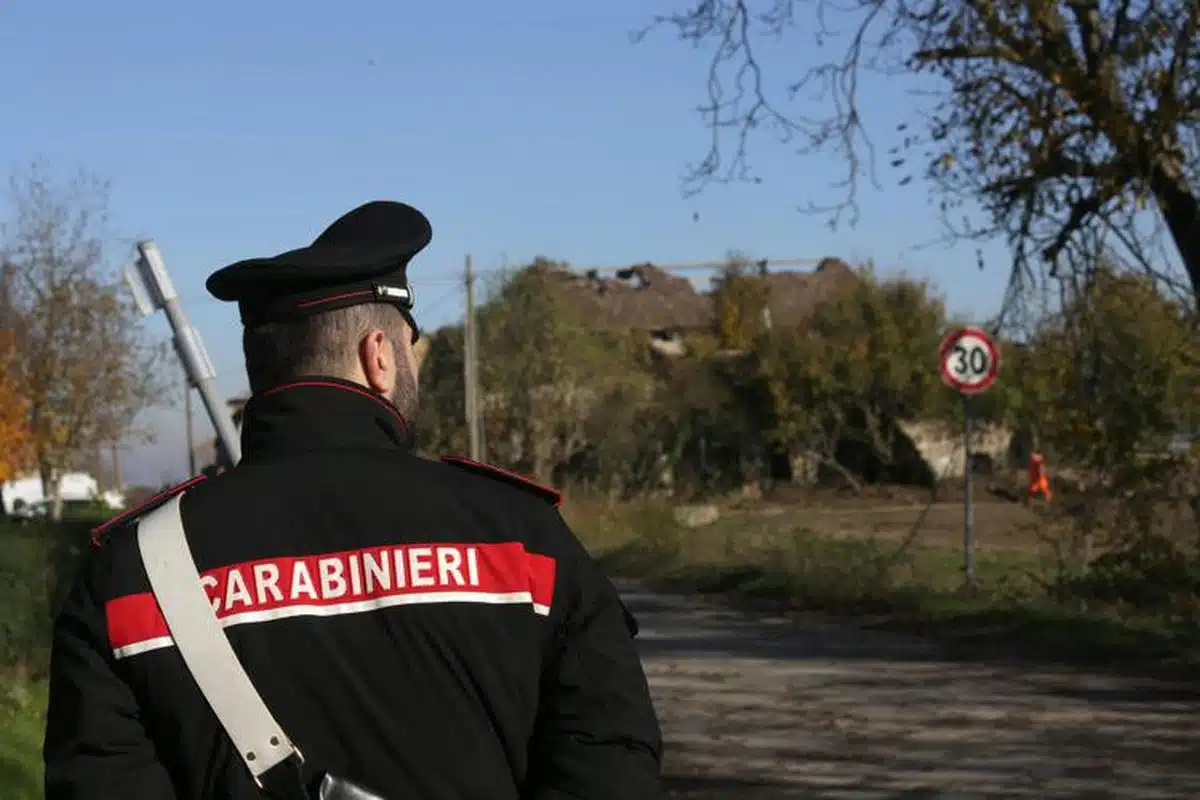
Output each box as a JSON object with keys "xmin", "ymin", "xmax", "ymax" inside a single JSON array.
[
  {"xmin": 0, "ymin": 160, "xmax": 168, "ymax": 518},
  {"xmin": 644, "ymin": 0, "xmax": 1200, "ymax": 311}
]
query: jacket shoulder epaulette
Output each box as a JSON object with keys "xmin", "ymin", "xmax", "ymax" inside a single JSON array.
[
  {"xmin": 440, "ymin": 456, "xmax": 562, "ymax": 508},
  {"xmin": 89, "ymin": 474, "xmax": 208, "ymax": 547}
]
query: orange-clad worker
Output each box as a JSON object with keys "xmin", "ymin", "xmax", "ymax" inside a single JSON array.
[{"xmin": 1027, "ymin": 452, "xmax": 1052, "ymax": 504}]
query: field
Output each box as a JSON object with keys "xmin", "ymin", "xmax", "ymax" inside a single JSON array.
[
  {"xmin": 571, "ymin": 483, "xmax": 1047, "ymax": 586},
  {"xmin": 0, "ymin": 672, "xmax": 46, "ymax": 799},
  {"xmin": 725, "ymin": 491, "xmax": 1040, "ymax": 550}
]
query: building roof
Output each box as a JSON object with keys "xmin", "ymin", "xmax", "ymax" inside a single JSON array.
[
  {"xmin": 535, "ymin": 258, "xmax": 856, "ymax": 332},
  {"xmin": 760, "ymin": 258, "xmax": 856, "ymax": 325},
  {"xmin": 535, "ymin": 262, "xmax": 712, "ymax": 330}
]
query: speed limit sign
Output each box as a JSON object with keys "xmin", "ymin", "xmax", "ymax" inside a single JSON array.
[{"xmin": 939, "ymin": 326, "xmax": 999, "ymax": 395}]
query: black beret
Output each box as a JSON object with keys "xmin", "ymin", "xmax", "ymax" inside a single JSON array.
[{"xmin": 206, "ymin": 200, "xmax": 432, "ymax": 341}]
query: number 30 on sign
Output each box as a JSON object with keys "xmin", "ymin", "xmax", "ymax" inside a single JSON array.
[{"xmin": 939, "ymin": 326, "xmax": 999, "ymax": 395}]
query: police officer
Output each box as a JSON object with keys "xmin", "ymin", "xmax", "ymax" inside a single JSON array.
[{"xmin": 43, "ymin": 201, "xmax": 664, "ymax": 799}]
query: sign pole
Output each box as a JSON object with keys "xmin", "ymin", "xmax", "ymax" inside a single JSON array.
[
  {"xmin": 938, "ymin": 325, "xmax": 999, "ymax": 595},
  {"xmin": 962, "ymin": 393, "xmax": 975, "ymax": 591},
  {"xmin": 127, "ymin": 241, "xmax": 242, "ymax": 468}
]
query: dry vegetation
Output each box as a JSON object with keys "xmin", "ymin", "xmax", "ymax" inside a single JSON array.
[{"xmin": 563, "ymin": 482, "xmax": 1200, "ymax": 676}]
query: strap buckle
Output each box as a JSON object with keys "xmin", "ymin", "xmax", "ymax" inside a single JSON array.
[{"xmin": 253, "ymin": 747, "xmax": 307, "ymax": 797}]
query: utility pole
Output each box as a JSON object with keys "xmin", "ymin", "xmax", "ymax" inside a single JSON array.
[
  {"xmin": 185, "ymin": 368, "xmax": 196, "ymax": 476},
  {"xmin": 126, "ymin": 241, "xmax": 242, "ymax": 466},
  {"xmin": 463, "ymin": 255, "xmax": 483, "ymax": 461},
  {"xmin": 756, "ymin": 258, "xmax": 773, "ymax": 331},
  {"xmin": 110, "ymin": 443, "xmax": 124, "ymax": 491}
]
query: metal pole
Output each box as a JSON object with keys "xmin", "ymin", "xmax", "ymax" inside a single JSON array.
[
  {"xmin": 111, "ymin": 442, "xmax": 124, "ymax": 491},
  {"xmin": 185, "ymin": 370, "xmax": 196, "ymax": 476},
  {"xmin": 759, "ymin": 256, "xmax": 773, "ymax": 331},
  {"xmin": 464, "ymin": 255, "xmax": 481, "ymax": 461},
  {"xmin": 475, "ymin": 296, "xmax": 487, "ymax": 464},
  {"xmin": 134, "ymin": 241, "xmax": 241, "ymax": 466},
  {"xmin": 164, "ymin": 296, "xmax": 241, "ymax": 467},
  {"xmin": 963, "ymin": 393, "xmax": 975, "ymax": 591},
  {"xmin": 162, "ymin": 297, "xmax": 241, "ymax": 465}
]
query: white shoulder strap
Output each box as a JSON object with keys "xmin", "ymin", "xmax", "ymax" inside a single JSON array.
[{"xmin": 136, "ymin": 493, "xmax": 301, "ymax": 783}]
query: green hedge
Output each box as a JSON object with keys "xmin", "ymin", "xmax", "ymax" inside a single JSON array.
[{"xmin": 0, "ymin": 518, "xmax": 96, "ymax": 672}]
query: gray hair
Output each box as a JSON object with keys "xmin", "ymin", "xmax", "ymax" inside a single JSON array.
[{"xmin": 242, "ymin": 303, "xmax": 408, "ymax": 393}]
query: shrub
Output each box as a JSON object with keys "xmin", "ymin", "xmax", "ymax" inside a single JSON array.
[{"xmin": 0, "ymin": 517, "xmax": 94, "ymax": 671}]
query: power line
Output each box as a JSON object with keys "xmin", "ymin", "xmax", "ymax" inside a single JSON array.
[
  {"xmin": 419, "ymin": 284, "xmax": 467, "ymax": 318},
  {"xmin": 570, "ymin": 257, "xmax": 822, "ymax": 274},
  {"xmin": 463, "ymin": 256, "xmax": 484, "ymax": 461},
  {"xmin": 465, "ymin": 256, "xmax": 824, "ymax": 277}
]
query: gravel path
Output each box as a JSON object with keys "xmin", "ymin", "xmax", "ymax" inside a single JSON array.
[{"xmin": 620, "ymin": 583, "xmax": 1200, "ymax": 799}]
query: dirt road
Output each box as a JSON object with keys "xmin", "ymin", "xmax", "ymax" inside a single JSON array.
[{"xmin": 621, "ymin": 582, "xmax": 1200, "ymax": 799}]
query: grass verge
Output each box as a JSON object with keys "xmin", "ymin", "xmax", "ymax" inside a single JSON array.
[
  {"xmin": 563, "ymin": 495, "xmax": 1200, "ymax": 680},
  {"xmin": 0, "ymin": 671, "xmax": 45, "ymax": 800},
  {"xmin": 0, "ymin": 516, "xmax": 94, "ymax": 800}
]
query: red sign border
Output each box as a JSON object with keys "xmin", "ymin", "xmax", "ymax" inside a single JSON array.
[{"xmin": 939, "ymin": 326, "xmax": 1000, "ymax": 395}]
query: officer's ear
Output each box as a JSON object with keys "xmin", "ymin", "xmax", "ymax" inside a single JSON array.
[{"xmin": 358, "ymin": 327, "xmax": 395, "ymax": 396}]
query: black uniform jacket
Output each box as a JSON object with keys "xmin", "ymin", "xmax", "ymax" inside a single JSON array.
[{"xmin": 43, "ymin": 378, "xmax": 663, "ymax": 800}]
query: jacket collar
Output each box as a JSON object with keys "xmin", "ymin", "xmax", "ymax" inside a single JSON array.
[{"xmin": 239, "ymin": 376, "xmax": 414, "ymax": 461}]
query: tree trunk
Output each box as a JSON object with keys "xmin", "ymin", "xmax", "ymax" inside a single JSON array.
[
  {"xmin": 39, "ymin": 460, "xmax": 63, "ymax": 521},
  {"xmin": 820, "ymin": 454, "xmax": 864, "ymax": 494},
  {"xmin": 51, "ymin": 484, "xmax": 65, "ymax": 521},
  {"xmin": 38, "ymin": 460, "xmax": 53, "ymax": 507},
  {"xmin": 1150, "ymin": 156, "xmax": 1200, "ymax": 306}
]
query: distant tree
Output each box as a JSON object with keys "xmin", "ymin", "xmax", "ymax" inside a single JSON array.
[
  {"xmin": 751, "ymin": 272, "xmax": 949, "ymax": 488},
  {"xmin": 445, "ymin": 261, "xmax": 652, "ymax": 482},
  {"xmin": 1, "ymin": 162, "xmax": 167, "ymax": 519},
  {"xmin": 711, "ymin": 255, "xmax": 770, "ymax": 350},
  {"xmin": 596, "ymin": 355, "xmax": 761, "ymax": 495},
  {"xmin": 1023, "ymin": 268, "xmax": 1198, "ymax": 470},
  {"xmin": 1011, "ymin": 267, "xmax": 1199, "ymax": 602},
  {"xmin": 417, "ymin": 325, "xmax": 468, "ymax": 456},
  {"xmin": 643, "ymin": 0, "xmax": 1200, "ymax": 306},
  {"xmin": 0, "ymin": 331, "xmax": 31, "ymax": 483}
]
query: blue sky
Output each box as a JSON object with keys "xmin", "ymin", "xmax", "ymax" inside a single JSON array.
[{"xmin": 0, "ymin": 0, "xmax": 1011, "ymax": 486}]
